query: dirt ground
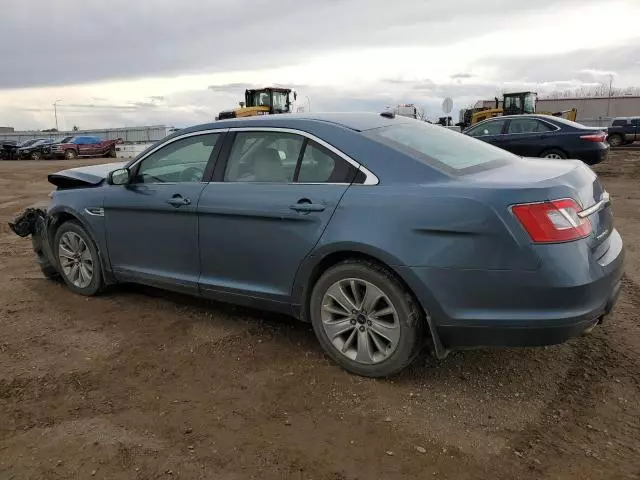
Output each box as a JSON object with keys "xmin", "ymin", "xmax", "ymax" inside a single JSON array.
[{"xmin": 1, "ymin": 152, "xmax": 639, "ymax": 480}]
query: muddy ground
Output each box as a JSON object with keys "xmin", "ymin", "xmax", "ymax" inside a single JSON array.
[{"xmin": 1, "ymin": 152, "xmax": 639, "ymax": 480}]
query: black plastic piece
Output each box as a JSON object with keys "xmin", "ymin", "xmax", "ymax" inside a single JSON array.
[{"xmin": 380, "ymin": 111, "xmax": 395, "ymax": 119}]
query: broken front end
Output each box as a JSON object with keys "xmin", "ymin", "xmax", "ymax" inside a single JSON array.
[{"xmin": 9, "ymin": 208, "xmax": 59, "ymax": 279}]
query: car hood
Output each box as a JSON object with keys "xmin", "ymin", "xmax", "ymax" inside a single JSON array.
[{"xmin": 48, "ymin": 161, "xmax": 126, "ymax": 188}]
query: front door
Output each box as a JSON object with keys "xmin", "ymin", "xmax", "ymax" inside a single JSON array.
[
  {"xmin": 103, "ymin": 132, "xmax": 224, "ymax": 292},
  {"xmin": 466, "ymin": 119, "xmax": 507, "ymax": 149},
  {"xmin": 197, "ymin": 130, "xmax": 359, "ymax": 306}
]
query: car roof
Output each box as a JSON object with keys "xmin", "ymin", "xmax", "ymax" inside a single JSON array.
[
  {"xmin": 484, "ymin": 114, "xmax": 552, "ymax": 120},
  {"xmin": 184, "ymin": 112, "xmax": 411, "ymax": 134}
]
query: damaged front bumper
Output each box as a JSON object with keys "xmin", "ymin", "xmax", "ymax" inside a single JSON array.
[{"xmin": 9, "ymin": 208, "xmax": 59, "ymax": 278}]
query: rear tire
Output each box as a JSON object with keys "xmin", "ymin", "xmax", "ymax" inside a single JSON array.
[
  {"xmin": 541, "ymin": 148, "xmax": 567, "ymax": 159},
  {"xmin": 53, "ymin": 221, "xmax": 103, "ymax": 296},
  {"xmin": 607, "ymin": 134, "xmax": 623, "ymax": 148},
  {"xmin": 64, "ymin": 149, "xmax": 77, "ymax": 160},
  {"xmin": 310, "ymin": 260, "xmax": 424, "ymax": 378}
]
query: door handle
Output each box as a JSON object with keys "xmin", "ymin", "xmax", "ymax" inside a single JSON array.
[
  {"xmin": 290, "ymin": 200, "xmax": 325, "ymax": 213},
  {"xmin": 166, "ymin": 194, "xmax": 191, "ymax": 208}
]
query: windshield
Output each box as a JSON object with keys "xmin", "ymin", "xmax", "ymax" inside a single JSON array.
[
  {"xmin": 523, "ymin": 94, "xmax": 536, "ymax": 113},
  {"xmin": 271, "ymin": 91, "xmax": 289, "ymax": 113},
  {"xmin": 249, "ymin": 91, "xmax": 271, "ymax": 107},
  {"xmin": 18, "ymin": 139, "xmax": 39, "ymax": 148},
  {"xmin": 366, "ymin": 121, "xmax": 518, "ymax": 174},
  {"xmin": 248, "ymin": 90, "xmax": 289, "ymax": 112}
]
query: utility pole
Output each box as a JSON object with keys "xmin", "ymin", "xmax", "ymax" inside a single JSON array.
[
  {"xmin": 606, "ymin": 75, "xmax": 613, "ymax": 119},
  {"xmin": 53, "ymin": 99, "xmax": 62, "ymax": 131}
]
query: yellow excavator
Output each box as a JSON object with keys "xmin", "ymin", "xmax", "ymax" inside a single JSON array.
[
  {"xmin": 460, "ymin": 92, "xmax": 577, "ymax": 129},
  {"xmin": 217, "ymin": 87, "xmax": 297, "ymax": 120}
]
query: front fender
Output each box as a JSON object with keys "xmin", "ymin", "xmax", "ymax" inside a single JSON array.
[{"xmin": 47, "ymin": 203, "xmax": 116, "ymax": 284}]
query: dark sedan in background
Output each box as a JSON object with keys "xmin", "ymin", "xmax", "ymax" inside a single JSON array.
[{"xmin": 463, "ymin": 114, "xmax": 609, "ymax": 165}]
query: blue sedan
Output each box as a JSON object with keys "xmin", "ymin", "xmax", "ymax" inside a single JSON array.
[
  {"xmin": 12, "ymin": 113, "xmax": 623, "ymax": 377},
  {"xmin": 463, "ymin": 114, "xmax": 610, "ymax": 165}
]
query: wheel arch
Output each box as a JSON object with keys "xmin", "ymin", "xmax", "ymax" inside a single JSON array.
[
  {"xmin": 293, "ymin": 244, "xmax": 449, "ymax": 358},
  {"xmin": 46, "ymin": 206, "xmax": 116, "ymax": 284},
  {"xmin": 293, "ymin": 243, "xmax": 431, "ymax": 321}
]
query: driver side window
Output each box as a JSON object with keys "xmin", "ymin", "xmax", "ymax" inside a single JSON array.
[
  {"xmin": 133, "ymin": 133, "xmax": 220, "ymax": 184},
  {"xmin": 466, "ymin": 119, "xmax": 505, "ymax": 137}
]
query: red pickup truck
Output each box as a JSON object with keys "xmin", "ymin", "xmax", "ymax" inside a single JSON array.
[{"xmin": 50, "ymin": 136, "xmax": 122, "ymax": 159}]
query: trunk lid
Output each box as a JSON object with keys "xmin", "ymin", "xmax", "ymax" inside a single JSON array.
[
  {"xmin": 48, "ymin": 161, "xmax": 126, "ymax": 188},
  {"xmin": 469, "ymin": 158, "xmax": 613, "ymax": 251}
]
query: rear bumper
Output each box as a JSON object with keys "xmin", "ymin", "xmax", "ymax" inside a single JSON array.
[
  {"xmin": 397, "ymin": 229, "xmax": 624, "ymax": 349},
  {"xmin": 571, "ymin": 144, "xmax": 609, "ymax": 165},
  {"xmin": 437, "ymin": 279, "xmax": 621, "ymax": 348}
]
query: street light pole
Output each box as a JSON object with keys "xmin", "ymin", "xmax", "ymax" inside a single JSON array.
[
  {"xmin": 53, "ymin": 99, "xmax": 62, "ymax": 131},
  {"xmin": 306, "ymin": 96, "xmax": 311, "ymax": 112},
  {"xmin": 606, "ymin": 75, "xmax": 613, "ymax": 120}
]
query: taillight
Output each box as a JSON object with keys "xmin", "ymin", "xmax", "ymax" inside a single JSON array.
[
  {"xmin": 512, "ymin": 199, "xmax": 591, "ymax": 243},
  {"xmin": 580, "ymin": 131, "xmax": 607, "ymax": 142}
]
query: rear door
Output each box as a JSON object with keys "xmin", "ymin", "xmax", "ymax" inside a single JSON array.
[
  {"xmin": 197, "ymin": 129, "xmax": 359, "ymax": 306},
  {"xmin": 501, "ymin": 117, "xmax": 557, "ymax": 156},
  {"xmin": 87, "ymin": 137, "xmax": 104, "ymax": 156},
  {"xmin": 75, "ymin": 137, "xmax": 95, "ymax": 156}
]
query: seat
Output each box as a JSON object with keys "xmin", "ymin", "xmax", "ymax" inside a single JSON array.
[{"xmin": 253, "ymin": 148, "xmax": 287, "ymax": 182}]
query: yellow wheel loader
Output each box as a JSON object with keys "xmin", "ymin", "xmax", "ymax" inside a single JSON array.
[{"xmin": 217, "ymin": 87, "xmax": 297, "ymax": 120}]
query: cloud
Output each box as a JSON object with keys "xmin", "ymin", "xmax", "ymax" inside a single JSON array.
[
  {"xmin": 0, "ymin": 0, "xmax": 607, "ymax": 89},
  {"xmin": 477, "ymin": 44, "xmax": 640, "ymax": 86},
  {"xmin": 451, "ymin": 73, "xmax": 474, "ymax": 79}
]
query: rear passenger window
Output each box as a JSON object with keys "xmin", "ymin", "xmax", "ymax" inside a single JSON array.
[
  {"xmin": 297, "ymin": 141, "xmax": 357, "ymax": 183},
  {"xmin": 507, "ymin": 118, "xmax": 554, "ymax": 134}
]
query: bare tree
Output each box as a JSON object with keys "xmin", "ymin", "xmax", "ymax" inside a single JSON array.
[{"xmin": 541, "ymin": 86, "xmax": 640, "ymax": 99}]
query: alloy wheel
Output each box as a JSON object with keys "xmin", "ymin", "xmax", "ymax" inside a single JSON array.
[
  {"xmin": 544, "ymin": 153, "xmax": 563, "ymax": 159},
  {"xmin": 321, "ymin": 278, "xmax": 400, "ymax": 364},
  {"xmin": 58, "ymin": 231, "xmax": 94, "ymax": 288}
]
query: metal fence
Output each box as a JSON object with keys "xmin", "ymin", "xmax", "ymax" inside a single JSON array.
[{"xmin": 0, "ymin": 125, "xmax": 174, "ymax": 144}]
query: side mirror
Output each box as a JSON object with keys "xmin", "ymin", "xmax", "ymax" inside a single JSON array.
[{"xmin": 108, "ymin": 168, "xmax": 130, "ymax": 185}]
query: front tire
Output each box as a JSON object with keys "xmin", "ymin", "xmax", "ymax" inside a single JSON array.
[
  {"xmin": 310, "ymin": 260, "xmax": 424, "ymax": 378},
  {"xmin": 30, "ymin": 151, "xmax": 41, "ymax": 160},
  {"xmin": 54, "ymin": 221, "xmax": 103, "ymax": 296},
  {"xmin": 64, "ymin": 149, "xmax": 77, "ymax": 160}
]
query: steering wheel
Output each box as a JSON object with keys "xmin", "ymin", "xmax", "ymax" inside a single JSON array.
[{"xmin": 180, "ymin": 166, "xmax": 204, "ymax": 182}]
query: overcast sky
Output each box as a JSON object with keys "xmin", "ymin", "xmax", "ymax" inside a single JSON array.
[{"xmin": 1, "ymin": 0, "xmax": 639, "ymax": 130}]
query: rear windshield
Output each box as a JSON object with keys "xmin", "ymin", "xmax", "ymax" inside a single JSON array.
[{"xmin": 365, "ymin": 121, "xmax": 518, "ymax": 174}]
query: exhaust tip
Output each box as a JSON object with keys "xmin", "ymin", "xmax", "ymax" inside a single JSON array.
[{"xmin": 582, "ymin": 317, "xmax": 603, "ymax": 336}]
